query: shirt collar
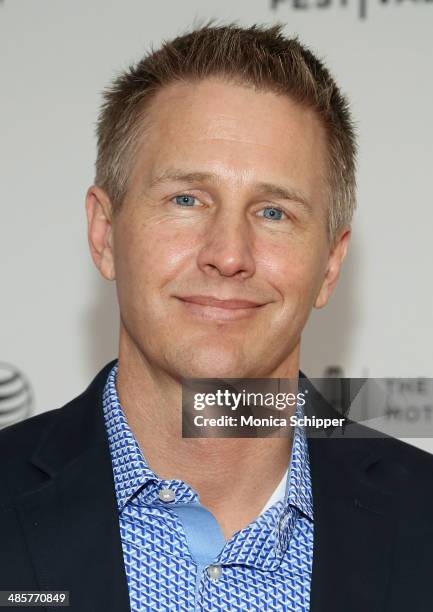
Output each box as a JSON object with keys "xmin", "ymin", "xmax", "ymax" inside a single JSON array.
[
  {"xmin": 286, "ymin": 406, "xmax": 314, "ymax": 521},
  {"xmin": 102, "ymin": 362, "xmax": 157, "ymax": 513},
  {"xmin": 103, "ymin": 361, "xmax": 313, "ymax": 523}
]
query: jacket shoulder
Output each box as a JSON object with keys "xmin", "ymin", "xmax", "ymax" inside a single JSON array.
[
  {"xmin": 349, "ymin": 419, "xmax": 433, "ymax": 468},
  {"xmin": 0, "ymin": 392, "xmax": 85, "ymax": 461},
  {"xmin": 380, "ymin": 434, "xmax": 433, "ymax": 478},
  {"xmin": 0, "ymin": 360, "xmax": 116, "ymax": 503},
  {"xmin": 0, "ymin": 359, "xmax": 116, "ymax": 460},
  {"xmin": 347, "ymin": 421, "xmax": 433, "ymax": 501},
  {"xmin": 343, "ymin": 419, "xmax": 433, "ymax": 473}
]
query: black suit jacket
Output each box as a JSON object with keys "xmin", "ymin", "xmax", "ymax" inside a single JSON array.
[{"xmin": 1, "ymin": 360, "xmax": 433, "ymax": 612}]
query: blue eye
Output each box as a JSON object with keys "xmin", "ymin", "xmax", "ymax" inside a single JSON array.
[
  {"xmin": 175, "ymin": 195, "xmax": 197, "ymax": 206},
  {"xmin": 262, "ymin": 207, "xmax": 284, "ymax": 220}
]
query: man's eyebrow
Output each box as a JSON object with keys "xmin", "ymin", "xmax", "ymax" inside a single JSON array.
[
  {"xmin": 253, "ymin": 182, "xmax": 312, "ymax": 211},
  {"xmin": 148, "ymin": 169, "xmax": 215, "ymax": 189},
  {"xmin": 148, "ymin": 169, "xmax": 311, "ymax": 210}
]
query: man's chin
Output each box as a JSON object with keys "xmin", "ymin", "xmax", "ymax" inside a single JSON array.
[{"xmin": 172, "ymin": 348, "xmax": 256, "ymax": 379}]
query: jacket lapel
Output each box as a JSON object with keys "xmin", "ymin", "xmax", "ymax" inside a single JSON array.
[
  {"xmin": 15, "ymin": 360, "xmax": 131, "ymax": 612},
  {"xmin": 308, "ymin": 431, "xmax": 397, "ymax": 612}
]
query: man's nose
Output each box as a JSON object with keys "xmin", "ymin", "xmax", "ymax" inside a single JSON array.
[{"xmin": 196, "ymin": 210, "xmax": 256, "ymax": 279}]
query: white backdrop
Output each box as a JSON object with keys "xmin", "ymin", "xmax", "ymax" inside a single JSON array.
[{"xmin": 1, "ymin": 0, "xmax": 432, "ymax": 450}]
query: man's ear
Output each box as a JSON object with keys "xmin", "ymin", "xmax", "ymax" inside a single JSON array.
[
  {"xmin": 85, "ymin": 185, "xmax": 116, "ymax": 281},
  {"xmin": 314, "ymin": 228, "xmax": 351, "ymax": 309}
]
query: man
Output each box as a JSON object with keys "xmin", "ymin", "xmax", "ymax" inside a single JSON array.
[{"xmin": 1, "ymin": 23, "xmax": 432, "ymax": 612}]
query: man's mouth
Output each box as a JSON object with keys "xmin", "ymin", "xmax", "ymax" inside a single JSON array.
[{"xmin": 175, "ymin": 295, "xmax": 266, "ymax": 321}]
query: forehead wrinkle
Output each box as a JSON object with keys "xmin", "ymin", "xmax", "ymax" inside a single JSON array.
[{"xmin": 196, "ymin": 135, "xmax": 292, "ymax": 151}]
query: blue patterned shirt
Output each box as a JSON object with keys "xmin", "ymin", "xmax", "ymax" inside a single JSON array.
[{"xmin": 102, "ymin": 363, "xmax": 314, "ymax": 611}]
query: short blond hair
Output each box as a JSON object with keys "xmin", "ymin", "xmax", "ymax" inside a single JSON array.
[{"xmin": 95, "ymin": 23, "xmax": 357, "ymax": 244}]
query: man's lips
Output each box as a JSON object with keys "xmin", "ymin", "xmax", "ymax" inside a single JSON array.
[
  {"xmin": 175, "ymin": 295, "xmax": 267, "ymax": 321},
  {"xmin": 177, "ymin": 295, "xmax": 264, "ymax": 309}
]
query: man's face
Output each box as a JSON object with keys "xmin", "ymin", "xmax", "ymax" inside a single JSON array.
[{"xmin": 90, "ymin": 78, "xmax": 349, "ymax": 378}]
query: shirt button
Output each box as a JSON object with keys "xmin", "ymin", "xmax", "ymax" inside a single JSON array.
[
  {"xmin": 158, "ymin": 487, "xmax": 176, "ymax": 502},
  {"xmin": 207, "ymin": 565, "xmax": 223, "ymax": 581}
]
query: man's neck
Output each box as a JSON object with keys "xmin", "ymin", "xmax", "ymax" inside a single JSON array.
[{"xmin": 115, "ymin": 338, "xmax": 299, "ymax": 540}]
